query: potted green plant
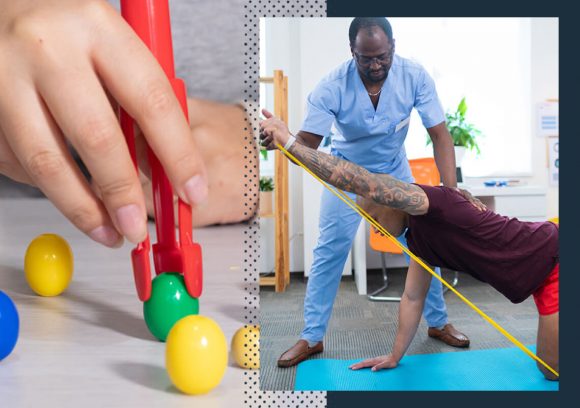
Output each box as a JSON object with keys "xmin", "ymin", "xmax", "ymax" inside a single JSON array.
[
  {"xmin": 427, "ymin": 97, "xmax": 482, "ymax": 167},
  {"xmin": 259, "ymin": 176, "xmax": 274, "ymax": 216}
]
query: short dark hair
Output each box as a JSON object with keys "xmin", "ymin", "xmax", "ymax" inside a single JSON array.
[{"xmin": 349, "ymin": 17, "xmax": 393, "ymax": 46}]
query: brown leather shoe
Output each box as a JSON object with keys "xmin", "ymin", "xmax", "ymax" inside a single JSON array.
[
  {"xmin": 277, "ymin": 340, "xmax": 323, "ymax": 368},
  {"xmin": 428, "ymin": 323, "xmax": 470, "ymax": 348}
]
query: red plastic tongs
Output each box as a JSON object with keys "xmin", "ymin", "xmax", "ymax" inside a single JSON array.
[{"xmin": 119, "ymin": 0, "xmax": 202, "ymax": 302}]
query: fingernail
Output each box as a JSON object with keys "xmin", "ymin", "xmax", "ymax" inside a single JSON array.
[
  {"xmin": 116, "ymin": 204, "xmax": 146, "ymax": 243},
  {"xmin": 183, "ymin": 175, "xmax": 208, "ymax": 205},
  {"xmin": 89, "ymin": 225, "xmax": 123, "ymax": 248}
]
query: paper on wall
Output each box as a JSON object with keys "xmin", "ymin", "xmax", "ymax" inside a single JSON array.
[{"xmin": 538, "ymin": 101, "xmax": 558, "ymax": 137}]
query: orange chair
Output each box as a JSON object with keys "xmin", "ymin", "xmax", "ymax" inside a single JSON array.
[{"xmin": 368, "ymin": 157, "xmax": 458, "ymax": 301}]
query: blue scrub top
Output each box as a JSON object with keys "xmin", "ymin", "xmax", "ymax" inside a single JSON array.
[{"xmin": 301, "ymin": 55, "xmax": 445, "ymax": 180}]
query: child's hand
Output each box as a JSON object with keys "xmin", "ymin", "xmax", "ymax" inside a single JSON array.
[{"xmin": 0, "ymin": 0, "xmax": 207, "ymax": 247}]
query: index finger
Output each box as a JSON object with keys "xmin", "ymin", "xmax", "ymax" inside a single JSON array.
[
  {"xmin": 261, "ymin": 108, "xmax": 274, "ymax": 118},
  {"xmin": 92, "ymin": 8, "xmax": 207, "ymax": 206}
]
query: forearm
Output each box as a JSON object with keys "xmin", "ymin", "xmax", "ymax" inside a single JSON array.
[
  {"xmin": 390, "ymin": 293, "xmax": 425, "ymax": 361},
  {"xmin": 432, "ymin": 134, "xmax": 457, "ymax": 187},
  {"xmin": 287, "ymin": 143, "xmax": 428, "ymax": 214},
  {"xmin": 295, "ymin": 130, "xmax": 323, "ymax": 149},
  {"xmin": 287, "ymin": 142, "xmax": 371, "ymax": 194},
  {"xmin": 284, "ymin": 131, "xmax": 323, "ymax": 168}
]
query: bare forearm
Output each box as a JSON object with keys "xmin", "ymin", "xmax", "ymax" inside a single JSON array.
[
  {"xmin": 391, "ymin": 293, "xmax": 425, "ymax": 361},
  {"xmin": 295, "ymin": 131, "xmax": 323, "ymax": 149},
  {"xmin": 287, "ymin": 143, "xmax": 428, "ymax": 215},
  {"xmin": 432, "ymin": 133, "xmax": 457, "ymax": 187}
]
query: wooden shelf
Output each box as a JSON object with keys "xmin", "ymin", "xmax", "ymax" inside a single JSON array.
[
  {"xmin": 258, "ymin": 70, "xmax": 290, "ymax": 293},
  {"xmin": 260, "ymin": 276, "xmax": 276, "ymax": 286}
]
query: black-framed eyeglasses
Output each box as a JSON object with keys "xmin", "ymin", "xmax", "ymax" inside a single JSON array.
[{"xmin": 354, "ymin": 48, "xmax": 394, "ymax": 67}]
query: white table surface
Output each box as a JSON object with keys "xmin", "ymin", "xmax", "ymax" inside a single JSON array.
[
  {"xmin": 0, "ymin": 199, "xmax": 251, "ymax": 408},
  {"xmin": 459, "ymin": 183, "xmax": 547, "ymax": 196}
]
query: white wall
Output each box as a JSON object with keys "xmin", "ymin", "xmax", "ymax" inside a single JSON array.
[
  {"xmin": 263, "ymin": 17, "xmax": 559, "ymax": 272},
  {"xmin": 264, "ymin": 18, "xmax": 355, "ymax": 272},
  {"xmin": 264, "ymin": 19, "xmax": 307, "ymax": 272},
  {"xmin": 529, "ymin": 18, "xmax": 559, "ymax": 218},
  {"xmin": 459, "ymin": 17, "xmax": 558, "ymax": 217}
]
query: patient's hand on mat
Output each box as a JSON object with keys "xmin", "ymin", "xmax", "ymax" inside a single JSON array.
[{"xmin": 349, "ymin": 354, "xmax": 399, "ymax": 372}]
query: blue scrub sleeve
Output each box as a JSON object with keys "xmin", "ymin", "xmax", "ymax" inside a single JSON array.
[
  {"xmin": 300, "ymin": 83, "xmax": 337, "ymax": 138},
  {"xmin": 414, "ymin": 69, "xmax": 445, "ymax": 129}
]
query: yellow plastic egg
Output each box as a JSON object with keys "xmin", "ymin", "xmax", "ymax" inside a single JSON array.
[
  {"xmin": 166, "ymin": 315, "xmax": 227, "ymax": 395},
  {"xmin": 231, "ymin": 324, "xmax": 260, "ymax": 369},
  {"xmin": 24, "ymin": 234, "xmax": 73, "ymax": 297}
]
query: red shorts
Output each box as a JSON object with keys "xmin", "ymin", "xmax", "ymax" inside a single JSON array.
[{"xmin": 532, "ymin": 263, "xmax": 559, "ymax": 315}]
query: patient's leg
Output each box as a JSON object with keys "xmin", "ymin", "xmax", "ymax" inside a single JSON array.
[{"xmin": 536, "ymin": 312, "xmax": 559, "ymax": 380}]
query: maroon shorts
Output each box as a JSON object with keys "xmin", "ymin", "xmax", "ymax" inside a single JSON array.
[{"xmin": 532, "ymin": 263, "xmax": 559, "ymax": 316}]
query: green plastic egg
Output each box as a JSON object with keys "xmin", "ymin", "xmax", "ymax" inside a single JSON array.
[{"xmin": 143, "ymin": 272, "xmax": 199, "ymax": 341}]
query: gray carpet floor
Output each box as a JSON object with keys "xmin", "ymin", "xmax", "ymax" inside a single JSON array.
[{"xmin": 260, "ymin": 268, "xmax": 540, "ymax": 390}]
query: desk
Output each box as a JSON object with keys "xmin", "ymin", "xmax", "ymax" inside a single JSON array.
[
  {"xmin": 460, "ymin": 184, "xmax": 548, "ymax": 222},
  {"xmin": 351, "ymin": 184, "xmax": 548, "ymax": 295}
]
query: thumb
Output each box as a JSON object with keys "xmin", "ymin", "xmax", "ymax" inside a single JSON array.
[{"xmin": 261, "ymin": 108, "xmax": 274, "ymax": 119}]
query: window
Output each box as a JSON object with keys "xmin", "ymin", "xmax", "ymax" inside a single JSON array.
[{"xmin": 396, "ymin": 18, "xmax": 533, "ymax": 176}]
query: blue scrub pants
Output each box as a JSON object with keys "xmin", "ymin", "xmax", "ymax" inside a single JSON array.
[{"xmin": 300, "ymin": 188, "xmax": 448, "ymax": 343}]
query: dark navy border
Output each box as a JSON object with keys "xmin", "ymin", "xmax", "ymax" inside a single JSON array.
[{"xmin": 326, "ymin": 1, "xmax": 578, "ymax": 406}]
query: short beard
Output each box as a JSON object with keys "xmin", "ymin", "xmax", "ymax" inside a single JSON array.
[{"xmin": 363, "ymin": 68, "xmax": 387, "ymax": 83}]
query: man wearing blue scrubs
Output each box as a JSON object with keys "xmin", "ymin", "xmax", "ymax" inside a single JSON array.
[{"xmin": 263, "ymin": 17, "xmax": 470, "ymax": 367}]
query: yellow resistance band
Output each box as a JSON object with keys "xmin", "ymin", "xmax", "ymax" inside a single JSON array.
[{"xmin": 278, "ymin": 143, "xmax": 559, "ymax": 378}]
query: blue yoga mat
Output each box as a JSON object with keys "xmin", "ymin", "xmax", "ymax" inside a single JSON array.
[{"xmin": 295, "ymin": 346, "xmax": 558, "ymax": 391}]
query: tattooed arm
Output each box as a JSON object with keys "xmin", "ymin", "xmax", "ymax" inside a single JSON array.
[
  {"xmin": 288, "ymin": 143, "xmax": 429, "ymax": 215},
  {"xmin": 259, "ymin": 109, "xmax": 429, "ymax": 215}
]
